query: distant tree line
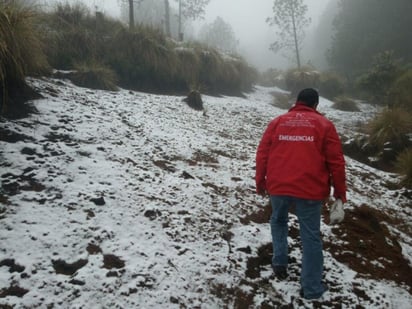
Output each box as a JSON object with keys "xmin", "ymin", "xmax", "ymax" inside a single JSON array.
[
  {"xmin": 327, "ymin": 0, "xmax": 412, "ymax": 77},
  {"xmin": 121, "ymin": 0, "xmax": 210, "ymax": 41},
  {"xmin": 260, "ymin": 0, "xmax": 412, "ymax": 187},
  {"xmin": 0, "ymin": 1, "xmax": 257, "ymax": 119}
]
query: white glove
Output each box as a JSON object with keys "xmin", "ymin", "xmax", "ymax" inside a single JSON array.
[{"xmin": 330, "ymin": 199, "xmax": 344, "ymax": 224}]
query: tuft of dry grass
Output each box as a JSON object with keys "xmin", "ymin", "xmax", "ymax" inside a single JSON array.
[
  {"xmin": 0, "ymin": 1, "xmax": 48, "ymax": 116},
  {"xmin": 332, "ymin": 96, "xmax": 360, "ymax": 112},
  {"xmin": 395, "ymin": 148, "xmax": 412, "ymax": 188},
  {"xmin": 388, "ymin": 69, "xmax": 412, "ymax": 112},
  {"xmin": 72, "ymin": 61, "xmax": 118, "ymax": 91},
  {"xmin": 367, "ymin": 107, "xmax": 412, "ymax": 150},
  {"xmin": 271, "ymin": 92, "xmax": 292, "ymax": 110},
  {"xmin": 319, "ymin": 71, "xmax": 345, "ymax": 100},
  {"xmin": 284, "ymin": 66, "xmax": 320, "ymax": 96}
]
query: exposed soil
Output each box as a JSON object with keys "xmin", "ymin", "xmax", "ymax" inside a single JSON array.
[
  {"xmin": 1, "ymin": 80, "xmax": 42, "ymax": 120},
  {"xmin": 324, "ymin": 204, "xmax": 412, "ymax": 290},
  {"xmin": 237, "ymin": 199, "xmax": 412, "ymax": 307}
]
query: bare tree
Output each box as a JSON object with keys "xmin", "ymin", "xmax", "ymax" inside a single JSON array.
[
  {"xmin": 128, "ymin": 0, "xmax": 134, "ymax": 30},
  {"xmin": 122, "ymin": 0, "xmax": 144, "ymax": 30},
  {"xmin": 164, "ymin": 0, "xmax": 171, "ymax": 36},
  {"xmin": 199, "ymin": 17, "xmax": 238, "ymax": 52},
  {"xmin": 176, "ymin": 0, "xmax": 210, "ymax": 41},
  {"xmin": 266, "ymin": 0, "xmax": 311, "ymax": 69}
]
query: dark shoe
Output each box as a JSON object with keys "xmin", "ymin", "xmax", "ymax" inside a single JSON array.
[
  {"xmin": 272, "ymin": 265, "xmax": 288, "ymax": 280},
  {"xmin": 300, "ymin": 283, "xmax": 328, "ymax": 300}
]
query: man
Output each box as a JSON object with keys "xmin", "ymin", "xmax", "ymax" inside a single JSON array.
[{"xmin": 255, "ymin": 88, "xmax": 346, "ymax": 300}]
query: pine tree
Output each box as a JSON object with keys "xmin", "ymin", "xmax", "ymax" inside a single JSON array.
[{"xmin": 266, "ymin": 0, "xmax": 311, "ymax": 69}]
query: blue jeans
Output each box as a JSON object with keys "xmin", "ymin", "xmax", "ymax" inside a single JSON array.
[{"xmin": 270, "ymin": 195, "xmax": 325, "ymax": 299}]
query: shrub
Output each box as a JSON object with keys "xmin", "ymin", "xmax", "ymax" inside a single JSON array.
[
  {"xmin": 284, "ymin": 67, "xmax": 320, "ymax": 96},
  {"xmin": 332, "ymin": 96, "xmax": 360, "ymax": 112},
  {"xmin": 198, "ymin": 48, "xmax": 224, "ymax": 93},
  {"xmin": 0, "ymin": 1, "xmax": 48, "ymax": 117},
  {"xmin": 70, "ymin": 61, "xmax": 118, "ymax": 91},
  {"xmin": 183, "ymin": 90, "xmax": 203, "ymax": 110},
  {"xmin": 258, "ymin": 68, "xmax": 284, "ymax": 87},
  {"xmin": 395, "ymin": 148, "xmax": 412, "ymax": 188},
  {"xmin": 230, "ymin": 57, "xmax": 257, "ymax": 94},
  {"xmin": 194, "ymin": 46, "xmax": 256, "ymax": 96},
  {"xmin": 318, "ymin": 71, "xmax": 345, "ymax": 100},
  {"xmin": 217, "ymin": 55, "xmax": 256, "ymax": 95},
  {"xmin": 367, "ymin": 107, "xmax": 412, "ymax": 151},
  {"xmin": 175, "ymin": 46, "xmax": 201, "ymax": 89},
  {"xmin": 356, "ymin": 51, "xmax": 401, "ymax": 105},
  {"xmin": 271, "ymin": 92, "xmax": 292, "ymax": 110},
  {"xmin": 39, "ymin": 4, "xmax": 256, "ymax": 96},
  {"xmin": 388, "ymin": 69, "xmax": 412, "ymax": 112},
  {"xmin": 41, "ymin": 3, "xmax": 99, "ymax": 69},
  {"xmin": 105, "ymin": 26, "xmax": 180, "ymax": 92}
]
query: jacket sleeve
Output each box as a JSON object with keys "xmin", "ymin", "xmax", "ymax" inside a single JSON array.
[
  {"xmin": 255, "ymin": 120, "xmax": 276, "ymax": 192},
  {"xmin": 324, "ymin": 123, "xmax": 347, "ymax": 202}
]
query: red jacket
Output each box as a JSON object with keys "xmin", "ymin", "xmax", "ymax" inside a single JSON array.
[{"xmin": 255, "ymin": 103, "xmax": 347, "ymax": 202}]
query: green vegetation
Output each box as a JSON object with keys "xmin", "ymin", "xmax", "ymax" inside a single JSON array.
[
  {"xmin": 332, "ymin": 96, "xmax": 360, "ymax": 112},
  {"xmin": 318, "ymin": 71, "xmax": 345, "ymax": 100},
  {"xmin": 367, "ymin": 108, "xmax": 412, "ymax": 152},
  {"xmin": 0, "ymin": 1, "xmax": 49, "ymax": 117},
  {"xmin": 395, "ymin": 148, "xmax": 412, "ymax": 188},
  {"xmin": 1, "ymin": 1, "xmax": 257, "ymax": 118},
  {"xmin": 71, "ymin": 61, "xmax": 118, "ymax": 91},
  {"xmin": 304, "ymin": 0, "xmax": 412, "ymax": 184},
  {"xmin": 356, "ymin": 51, "xmax": 402, "ymax": 105},
  {"xmin": 258, "ymin": 68, "xmax": 284, "ymax": 88},
  {"xmin": 283, "ymin": 67, "xmax": 319, "ymax": 97},
  {"xmin": 328, "ymin": 0, "xmax": 412, "ymax": 76},
  {"xmin": 388, "ymin": 69, "xmax": 412, "ymax": 112},
  {"xmin": 40, "ymin": 3, "xmax": 256, "ymax": 96},
  {"xmin": 271, "ymin": 92, "xmax": 292, "ymax": 110}
]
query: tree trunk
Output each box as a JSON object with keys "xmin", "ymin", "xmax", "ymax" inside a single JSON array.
[
  {"xmin": 290, "ymin": 4, "xmax": 301, "ymax": 69},
  {"xmin": 178, "ymin": 0, "xmax": 183, "ymax": 41},
  {"xmin": 128, "ymin": 0, "xmax": 135, "ymax": 30},
  {"xmin": 164, "ymin": 0, "xmax": 171, "ymax": 36}
]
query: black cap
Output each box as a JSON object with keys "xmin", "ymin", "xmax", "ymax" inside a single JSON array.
[{"xmin": 297, "ymin": 88, "xmax": 319, "ymax": 107}]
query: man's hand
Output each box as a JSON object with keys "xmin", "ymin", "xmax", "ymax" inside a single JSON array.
[
  {"xmin": 256, "ymin": 187, "xmax": 267, "ymax": 197},
  {"xmin": 330, "ymin": 199, "xmax": 344, "ymax": 224}
]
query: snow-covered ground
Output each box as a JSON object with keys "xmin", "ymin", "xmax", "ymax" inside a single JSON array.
[{"xmin": 0, "ymin": 77, "xmax": 411, "ymax": 308}]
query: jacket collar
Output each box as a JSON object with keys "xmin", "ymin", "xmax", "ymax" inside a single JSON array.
[{"xmin": 289, "ymin": 102, "xmax": 320, "ymax": 114}]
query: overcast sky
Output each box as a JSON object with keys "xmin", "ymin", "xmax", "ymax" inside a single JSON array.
[{"xmin": 40, "ymin": 0, "xmax": 331, "ymax": 70}]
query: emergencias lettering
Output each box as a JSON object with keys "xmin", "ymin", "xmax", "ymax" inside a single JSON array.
[{"xmin": 279, "ymin": 135, "xmax": 314, "ymax": 142}]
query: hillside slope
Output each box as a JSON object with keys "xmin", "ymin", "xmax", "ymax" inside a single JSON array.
[{"xmin": 0, "ymin": 77, "xmax": 411, "ymax": 308}]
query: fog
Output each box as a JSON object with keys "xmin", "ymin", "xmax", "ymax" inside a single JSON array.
[
  {"xmin": 198, "ymin": 0, "xmax": 330, "ymax": 70},
  {"xmin": 39, "ymin": 0, "xmax": 331, "ymax": 71}
]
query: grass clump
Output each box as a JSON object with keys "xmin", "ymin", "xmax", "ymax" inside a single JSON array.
[
  {"xmin": 395, "ymin": 148, "xmax": 412, "ymax": 188},
  {"xmin": 388, "ymin": 69, "xmax": 412, "ymax": 112},
  {"xmin": 183, "ymin": 90, "xmax": 203, "ymax": 111},
  {"xmin": 356, "ymin": 51, "xmax": 401, "ymax": 105},
  {"xmin": 271, "ymin": 92, "xmax": 292, "ymax": 110},
  {"xmin": 318, "ymin": 71, "xmax": 345, "ymax": 100},
  {"xmin": 258, "ymin": 68, "xmax": 284, "ymax": 88},
  {"xmin": 284, "ymin": 67, "xmax": 320, "ymax": 97},
  {"xmin": 367, "ymin": 108, "xmax": 412, "ymax": 151},
  {"xmin": 175, "ymin": 46, "xmax": 201, "ymax": 89},
  {"xmin": 71, "ymin": 61, "xmax": 118, "ymax": 91},
  {"xmin": 105, "ymin": 25, "xmax": 179, "ymax": 92},
  {"xmin": 0, "ymin": 1, "xmax": 49, "ymax": 118},
  {"xmin": 332, "ymin": 96, "xmax": 360, "ymax": 112},
  {"xmin": 1, "ymin": 1, "xmax": 256, "ymax": 107},
  {"xmin": 173, "ymin": 43, "xmax": 256, "ymax": 96}
]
